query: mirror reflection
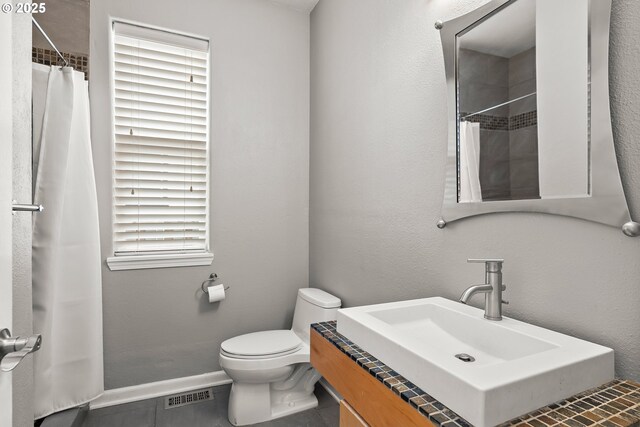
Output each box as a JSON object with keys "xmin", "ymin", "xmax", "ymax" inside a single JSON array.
[{"xmin": 456, "ymin": 0, "xmax": 590, "ymax": 203}]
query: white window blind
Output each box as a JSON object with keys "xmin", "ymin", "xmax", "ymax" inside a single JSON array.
[{"xmin": 112, "ymin": 22, "xmax": 210, "ymax": 255}]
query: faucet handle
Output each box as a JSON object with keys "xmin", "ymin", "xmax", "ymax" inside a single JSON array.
[{"xmin": 468, "ymin": 259, "xmax": 504, "ymax": 272}]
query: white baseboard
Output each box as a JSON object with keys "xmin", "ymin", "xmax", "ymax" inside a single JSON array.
[
  {"xmin": 318, "ymin": 378, "xmax": 342, "ymax": 403},
  {"xmin": 90, "ymin": 371, "xmax": 232, "ymax": 410}
]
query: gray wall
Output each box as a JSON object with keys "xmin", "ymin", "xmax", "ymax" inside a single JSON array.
[
  {"xmin": 509, "ymin": 47, "xmax": 536, "ymax": 116},
  {"xmin": 91, "ymin": 0, "xmax": 310, "ymax": 389},
  {"xmin": 12, "ymin": 5, "xmax": 34, "ymax": 426},
  {"xmin": 508, "ymin": 47, "xmax": 539, "ymax": 200},
  {"xmin": 32, "ymin": 0, "xmax": 89, "ymax": 56},
  {"xmin": 310, "ymin": 0, "xmax": 640, "ymax": 382},
  {"xmin": 458, "ymin": 48, "xmax": 509, "ymax": 116}
]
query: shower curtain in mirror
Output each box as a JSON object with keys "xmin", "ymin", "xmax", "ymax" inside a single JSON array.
[
  {"xmin": 32, "ymin": 63, "xmax": 104, "ymax": 419},
  {"xmin": 459, "ymin": 121, "xmax": 482, "ymax": 203}
]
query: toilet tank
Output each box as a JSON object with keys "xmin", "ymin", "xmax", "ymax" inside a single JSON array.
[{"xmin": 292, "ymin": 288, "xmax": 341, "ymax": 343}]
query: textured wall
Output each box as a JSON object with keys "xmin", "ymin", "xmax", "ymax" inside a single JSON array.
[
  {"xmin": 91, "ymin": 0, "xmax": 310, "ymax": 389},
  {"xmin": 32, "ymin": 0, "xmax": 89, "ymax": 56},
  {"xmin": 12, "ymin": 5, "xmax": 34, "ymax": 426},
  {"xmin": 310, "ymin": 0, "xmax": 640, "ymax": 381}
]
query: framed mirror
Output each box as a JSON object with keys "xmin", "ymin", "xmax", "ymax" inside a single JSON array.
[{"xmin": 437, "ymin": 0, "xmax": 639, "ymax": 236}]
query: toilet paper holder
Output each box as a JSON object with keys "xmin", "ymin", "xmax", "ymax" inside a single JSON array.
[{"xmin": 201, "ymin": 273, "xmax": 230, "ymax": 294}]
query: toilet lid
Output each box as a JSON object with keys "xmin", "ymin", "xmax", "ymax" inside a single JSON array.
[{"xmin": 221, "ymin": 330, "xmax": 302, "ymax": 357}]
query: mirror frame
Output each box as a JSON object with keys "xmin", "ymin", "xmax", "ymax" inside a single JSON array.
[{"xmin": 436, "ymin": 0, "xmax": 639, "ymax": 237}]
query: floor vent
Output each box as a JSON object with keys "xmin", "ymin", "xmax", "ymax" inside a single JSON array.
[{"xmin": 164, "ymin": 388, "xmax": 214, "ymax": 409}]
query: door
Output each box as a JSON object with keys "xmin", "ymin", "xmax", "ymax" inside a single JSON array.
[{"xmin": 0, "ymin": 7, "xmax": 14, "ymax": 427}]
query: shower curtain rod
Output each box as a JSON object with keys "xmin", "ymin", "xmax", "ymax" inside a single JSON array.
[
  {"xmin": 461, "ymin": 92, "xmax": 537, "ymax": 120},
  {"xmin": 32, "ymin": 17, "xmax": 70, "ymax": 67}
]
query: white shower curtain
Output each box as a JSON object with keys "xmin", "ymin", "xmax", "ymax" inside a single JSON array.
[
  {"xmin": 32, "ymin": 63, "xmax": 104, "ymax": 419},
  {"xmin": 459, "ymin": 121, "xmax": 483, "ymax": 203}
]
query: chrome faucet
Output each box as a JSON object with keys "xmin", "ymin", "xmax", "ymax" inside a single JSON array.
[{"xmin": 459, "ymin": 259, "xmax": 508, "ymax": 321}]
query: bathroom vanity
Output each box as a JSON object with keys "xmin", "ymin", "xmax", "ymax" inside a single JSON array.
[
  {"xmin": 310, "ymin": 319, "xmax": 640, "ymax": 427},
  {"xmin": 308, "ymin": 0, "xmax": 640, "ymax": 423}
]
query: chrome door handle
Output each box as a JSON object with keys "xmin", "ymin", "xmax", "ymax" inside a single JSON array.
[{"xmin": 0, "ymin": 328, "xmax": 42, "ymax": 372}]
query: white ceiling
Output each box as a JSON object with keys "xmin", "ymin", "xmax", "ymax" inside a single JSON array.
[
  {"xmin": 268, "ymin": 0, "xmax": 320, "ymax": 14},
  {"xmin": 459, "ymin": 0, "xmax": 536, "ymax": 58}
]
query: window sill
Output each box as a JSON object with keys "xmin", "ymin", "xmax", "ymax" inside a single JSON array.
[{"xmin": 106, "ymin": 252, "xmax": 214, "ymax": 271}]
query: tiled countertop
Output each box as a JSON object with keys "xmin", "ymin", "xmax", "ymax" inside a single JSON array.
[{"xmin": 311, "ymin": 321, "xmax": 640, "ymax": 427}]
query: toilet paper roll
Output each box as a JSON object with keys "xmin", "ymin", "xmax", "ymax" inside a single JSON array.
[{"xmin": 207, "ymin": 284, "xmax": 226, "ymax": 303}]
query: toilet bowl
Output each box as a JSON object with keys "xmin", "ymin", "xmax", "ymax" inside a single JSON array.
[{"xmin": 219, "ymin": 288, "xmax": 341, "ymax": 426}]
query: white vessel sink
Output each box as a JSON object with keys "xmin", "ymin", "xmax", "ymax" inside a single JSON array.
[{"xmin": 336, "ymin": 297, "xmax": 613, "ymax": 427}]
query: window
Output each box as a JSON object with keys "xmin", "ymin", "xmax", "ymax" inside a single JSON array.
[{"xmin": 107, "ymin": 21, "xmax": 212, "ymax": 271}]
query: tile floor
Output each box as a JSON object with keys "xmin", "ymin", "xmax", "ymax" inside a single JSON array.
[{"xmin": 82, "ymin": 384, "xmax": 339, "ymax": 427}]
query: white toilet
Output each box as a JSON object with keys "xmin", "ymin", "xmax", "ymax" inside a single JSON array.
[{"xmin": 219, "ymin": 288, "xmax": 341, "ymax": 426}]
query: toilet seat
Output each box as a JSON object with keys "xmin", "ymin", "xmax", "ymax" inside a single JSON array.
[
  {"xmin": 221, "ymin": 330, "xmax": 302, "ymax": 360},
  {"xmin": 219, "ymin": 334, "xmax": 310, "ymax": 373}
]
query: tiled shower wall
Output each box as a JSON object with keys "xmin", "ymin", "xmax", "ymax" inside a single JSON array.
[
  {"xmin": 32, "ymin": 47, "xmax": 89, "ymax": 79},
  {"xmin": 458, "ymin": 47, "xmax": 539, "ymax": 201},
  {"xmin": 508, "ymin": 47, "xmax": 539, "ymax": 200},
  {"xmin": 459, "ymin": 48, "xmax": 512, "ymax": 201},
  {"xmin": 31, "ymin": 0, "xmax": 90, "ymax": 78}
]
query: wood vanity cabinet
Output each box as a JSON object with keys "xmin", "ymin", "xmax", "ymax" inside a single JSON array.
[
  {"xmin": 340, "ymin": 401, "xmax": 369, "ymax": 427},
  {"xmin": 310, "ymin": 329, "xmax": 433, "ymax": 427}
]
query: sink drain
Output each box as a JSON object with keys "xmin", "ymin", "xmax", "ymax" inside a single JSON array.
[{"xmin": 455, "ymin": 353, "xmax": 475, "ymax": 363}]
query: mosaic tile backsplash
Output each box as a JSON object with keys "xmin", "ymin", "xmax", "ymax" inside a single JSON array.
[
  {"xmin": 32, "ymin": 47, "xmax": 89, "ymax": 80},
  {"xmin": 462, "ymin": 110, "xmax": 538, "ymax": 131},
  {"xmin": 312, "ymin": 321, "xmax": 640, "ymax": 427}
]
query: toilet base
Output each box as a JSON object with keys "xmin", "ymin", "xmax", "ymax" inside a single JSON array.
[
  {"xmin": 227, "ymin": 365, "xmax": 321, "ymax": 426},
  {"xmin": 272, "ymin": 389, "xmax": 319, "ymax": 421},
  {"xmin": 228, "ymin": 383, "xmax": 319, "ymax": 426}
]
